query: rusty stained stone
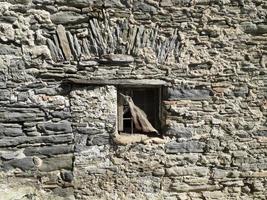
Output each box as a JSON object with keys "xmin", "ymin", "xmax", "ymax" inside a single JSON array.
[{"xmin": 56, "ymin": 25, "xmax": 72, "ymax": 61}]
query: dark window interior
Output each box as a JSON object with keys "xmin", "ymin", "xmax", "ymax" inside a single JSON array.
[{"xmin": 117, "ymin": 87, "xmax": 161, "ymax": 134}]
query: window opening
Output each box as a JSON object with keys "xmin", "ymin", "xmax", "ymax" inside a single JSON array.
[{"xmin": 117, "ymin": 87, "xmax": 161, "ymax": 135}]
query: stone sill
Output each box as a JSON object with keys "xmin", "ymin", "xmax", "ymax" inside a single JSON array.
[{"xmin": 113, "ymin": 133, "xmax": 166, "ymax": 145}]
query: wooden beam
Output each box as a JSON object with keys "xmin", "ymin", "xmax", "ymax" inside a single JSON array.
[{"xmin": 66, "ymin": 78, "xmax": 168, "ymax": 86}]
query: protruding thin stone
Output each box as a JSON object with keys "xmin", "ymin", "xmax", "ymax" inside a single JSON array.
[{"xmin": 56, "ymin": 25, "xmax": 73, "ymax": 61}]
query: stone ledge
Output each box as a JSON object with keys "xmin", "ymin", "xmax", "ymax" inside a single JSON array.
[{"xmin": 66, "ymin": 78, "xmax": 168, "ymax": 86}]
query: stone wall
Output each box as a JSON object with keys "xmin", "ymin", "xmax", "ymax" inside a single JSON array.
[{"xmin": 0, "ymin": 0, "xmax": 266, "ymax": 199}]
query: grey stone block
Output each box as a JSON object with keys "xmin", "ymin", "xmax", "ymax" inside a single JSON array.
[
  {"xmin": 89, "ymin": 134, "xmax": 110, "ymax": 146},
  {"xmin": 165, "ymin": 141, "xmax": 205, "ymax": 154},
  {"xmin": 4, "ymin": 0, "xmax": 32, "ymax": 5},
  {"xmin": 0, "ymin": 90, "xmax": 10, "ymax": 101},
  {"xmin": 1, "ymin": 151, "xmax": 24, "ymax": 160},
  {"xmin": 24, "ymin": 145, "xmax": 74, "ymax": 156},
  {"xmin": 34, "ymin": 88, "xmax": 58, "ymax": 95},
  {"xmin": 51, "ymin": 111, "xmax": 71, "ymax": 119},
  {"xmin": 167, "ymin": 88, "xmax": 211, "ymax": 100},
  {"xmin": 0, "ymin": 124, "xmax": 24, "ymax": 137},
  {"xmin": 0, "ymin": 108, "xmax": 45, "ymax": 122},
  {"xmin": 134, "ymin": 2, "xmax": 158, "ymax": 14},
  {"xmin": 37, "ymin": 120, "xmax": 72, "ymax": 134},
  {"xmin": 0, "ymin": 16, "xmax": 17, "ymax": 23},
  {"xmin": 233, "ymin": 85, "xmax": 248, "ymax": 97},
  {"xmin": 0, "ymin": 44, "xmax": 21, "ymax": 56},
  {"xmin": 240, "ymin": 22, "xmax": 267, "ymax": 35},
  {"xmin": 257, "ymin": 24, "xmax": 267, "ymax": 34},
  {"xmin": 254, "ymin": 130, "xmax": 267, "ymax": 137},
  {"xmin": 51, "ymin": 12, "xmax": 88, "ymax": 24},
  {"xmin": 54, "ymin": 0, "xmax": 103, "ymax": 8},
  {"xmin": 76, "ymin": 126, "xmax": 102, "ymax": 135},
  {"xmin": 104, "ymin": 0, "xmax": 125, "ymax": 7},
  {"xmin": 39, "ymin": 154, "xmax": 73, "ymax": 172},
  {"xmin": 3, "ymin": 157, "xmax": 35, "ymax": 171},
  {"xmin": 0, "ymin": 134, "xmax": 73, "ymax": 147},
  {"xmin": 164, "ymin": 124, "xmax": 193, "ymax": 139},
  {"xmin": 0, "ymin": 72, "xmax": 6, "ymax": 89}
]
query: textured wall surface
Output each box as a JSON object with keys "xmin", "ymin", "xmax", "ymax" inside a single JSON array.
[{"xmin": 0, "ymin": 0, "xmax": 266, "ymax": 199}]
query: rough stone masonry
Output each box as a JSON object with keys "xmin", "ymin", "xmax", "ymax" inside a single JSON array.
[{"xmin": 0, "ymin": 0, "xmax": 266, "ymax": 199}]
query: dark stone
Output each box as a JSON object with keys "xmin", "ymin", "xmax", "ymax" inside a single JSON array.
[
  {"xmin": 257, "ymin": 24, "xmax": 267, "ymax": 34},
  {"xmin": 0, "ymin": 89, "xmax": 10, "ymax": 101},
  {"xmin": 39, "ymin": 154, "xmax": 73, "ymax": 172},
  {"xmin": 0, "ymin": 44, "xmax": 21, "ymax": 56},
  {"xmin": 0, "ymin": 134, "xmax": 73, "ymax": 147},
  {"xmin": 60, "ymin": 170, "xmax": 74, "ymax": 182},
  {"xmin": 17, "ymin": 92, "xmax": 29, "ymax": 101},
  {"xmin": 51, "ymin": 111, "xmax": 71, "ymax": 119},
  {"xmin": 34, "ymin": 87, "xmax": 58, "ymax": 95},
  {"xmin": 3, "ymin": 157, "xmax": 35, "ymax": 171},
  {"xmin": 104, "ymin": 0, "xmax": 125, "ymax": 7},
  {"xmin": 241, "ymin": 62, "xmax": 258, "ymax": 72},
  {"xmin": 37, "ymin": 120, "xmax": 72, "ymax": 134},
  {"xmin": 164, "ymin": 124, "xmax": 193, "ymax": 139},
  {"xmin": 233, "ymin": 85, "xmax": 249, "ymax": 97},
  {"xmin": 0, "ymin": 123, "xmax": 24, "ymax": 137},
  {"xmin": 240, "ymin": 22, "xmax": 267, "ymax": 35},
  {"xmin": 55, "ymin": 0, "xmax": 102, "ymax": 8},
  {"xmin": 0, "ymin": 16, "xmax": 17, "ymax": 23},
  {"xmin": 167, "ymin": 88, "xmax": 211, "ymax": 100},
  {"xmin": 188, "ymin": 62, "xmax": 212, "ymax": 70},
  {"xmin": 8, "ymin": 58, "xmax": 29, "ymax": 83},
  {"xmin": 165, "ymin": 141, "xmax": 205, "ymax": 154},
  {"xmin": 0, "ymin": 72, "xmax": 6, "ymax": 88},
  {"xmin": 5, "ymin": 0, "xmax": 32, "ymax": 5},
  {"xmin": 24, "ymin": 145, "xmax": 74, "ymax": 156},
  {"xmin": 51, "ymin": 12, "xmax": 89, "ymax": 24},
  {"xmin": 76, "ymin": 126, "xmax": 101, "ymax": 135},
  {"xmin": 134, "ymin": 2, "xmax": 158, "ymax": 14},
  {"xmin": 47, "ymin": 38, "xmax": 60, "ymax": 62},
  {"xmin": 253, "ymin": 130, "xmax": 267, "ymax": 137},
  {"xmin": 240, "ymin": 22, "xmax": 257, "ymax": 34},
  {"xmin": 0, "ymin": 108, "xmax": 45, "ymax": 122}
]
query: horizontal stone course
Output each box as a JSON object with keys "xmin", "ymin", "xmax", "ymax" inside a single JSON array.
[
  {"xmin": 37, "ymin": 120, "xmax": 72, "ymax": 135},
  {"xmin": 2, "ymin": 157, "xmax": 35, "ymax": 171},
  {"xmin": 0, "ymin": 124, "xmax": 24, "ymax": 137},
  {"xmin": 167, "ymin": 88, "xmax": 212, "ymax": 100},
  {"xmin": 165, "ymin": 141, "xmax": 205, "ymax": 154},
  {"xmin": 0, "ymin": 134, "xmax": 73, "ymax": 147},
  {"xmin": 0, "ymin": 108, "xmax": 45, "ymax": 122},
  {"xmin": 24, "ymin": 145, "xmax": 74, "ymax": 156}
]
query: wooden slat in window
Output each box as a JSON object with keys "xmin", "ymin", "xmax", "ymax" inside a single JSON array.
[{"xmin": 117, "ymin": 92, "xmax": 124, "ymax": 132}]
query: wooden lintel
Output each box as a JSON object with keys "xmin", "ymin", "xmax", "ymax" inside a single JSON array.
[{"xmin": 66, "ymin": 78, "xmax": 167, "ymax": 86}]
